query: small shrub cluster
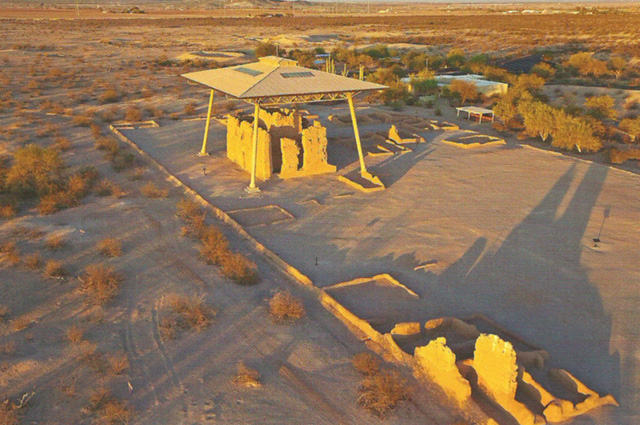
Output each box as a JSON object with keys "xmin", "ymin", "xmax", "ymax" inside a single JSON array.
[
  {"xmin": 176, "ymin": 199, "xmax": 259, "ymax": 285},
  {"xmin": 45, "ymin": 234, "xmax": 66, "ymax": 250},
  {"xmin": 357, "ymin": 370, "xmax": 408, "ymax": 417},
  {"xmin": 352, "ymin": 352, "xmax": 380, "ymax": 376},
  {"xmin": 80, "ymin": 263, "xmax": 122, "ymax": 305},
  {"xmin": 609, "ymin": 147, "xmax": 640, "ymax": 164},
  {"xmin": 88, "ymin": 388, "xmax": 132, "ymax": 425},
  {"xmin": 44, "ymin": 260, "xmax": 67, "ymax": 278},
  {"xmin": 268, "ymin": 291, "xmax": 305, "ymax": 323},
  {"xmin": 95, "ymin": 179, "xmax": 125, "ymax": 198},
  {"xmin": 140, "ymin": 182, "xmax": 168, "ymax": 199},
  {"xmin": 97, "ymin": 238, "xmax": 122, "ymax": 257},
  {"xmin": 94, "ymin": 136, "xmax": 135, "ymax": 172},
  {"xmin": 0, "ymin": 242, "xmax": 20, "ymax": 266},
  {"xmin": 159, "ymin": 294, "xmax": 215, "ymax": 340}
]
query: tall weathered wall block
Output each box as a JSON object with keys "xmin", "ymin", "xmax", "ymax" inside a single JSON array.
[
  {"xmin": 226, "ymin": 115, "xmax": 272, "ymax": 181},
  {"xmin": 414, "ymin": 337, "xmax": 472, "ymax": 407},
  {"xmin": 301, "ymin": 121, "xmax": 337, "ymax": 175}
]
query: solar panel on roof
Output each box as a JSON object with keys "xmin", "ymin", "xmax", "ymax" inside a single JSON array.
[
  {"xmin": 235, "ymin": 67, "xmax": 263, "ymax": 76},
  {"xmin": 281, "ymin": 71, "xmax": 314, "ymax": 78}
]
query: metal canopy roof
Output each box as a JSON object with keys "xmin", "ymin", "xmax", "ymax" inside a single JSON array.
[{"xmin": 181, "ymin": 56, "xmax": 387, "ymax": 105}]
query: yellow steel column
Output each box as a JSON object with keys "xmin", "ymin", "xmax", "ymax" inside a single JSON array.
[
  {"xmin": 199, "ymin": 89, "xmax": 214, "ymax": 156},
  {"xmin": 247, "ymin": 102, "xmax": 261, "ymax": 192},
  {"xmin": 347, "ymin": 92, "xmax": 367, "ymax": 174}
]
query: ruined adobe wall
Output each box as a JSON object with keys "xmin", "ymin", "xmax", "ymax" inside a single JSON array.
[{"xmin": 226, "ymin": 115, "xmax": 272, "ymax": 181}]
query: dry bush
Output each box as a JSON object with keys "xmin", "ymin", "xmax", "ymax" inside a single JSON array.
[
  {"xmin": 233, "ymin": 360, "xmax": 261, "ymax": 388},
  {"xmin": 97, "ymin": 238, "xmax": 122, "ymax": 258},
  {"xmin": 110, "ymin": 151, "xmax": 135, "ymax": 171},
  {"xmin": 141, "ymin": 182, "xmax": 168, "ymax": 199},
  {"xmin": 94, "ymin": 136, "xmax": 119, "ymax": 155},
  {"xmin": 107, "ymin": 353, "xmax": 129, "ymax": 375},
  {"xmin": 176, "ymin": 198, "xmax": 201, "ymax": 221},
  {"xmin": 95, "ymin": 179, "xmax": 125, "ymax": 198},
  {"xmin": 268, "ymin": 291, "xmax": 305, "ymax": 323},
  {"xmin": 53, "ymin": 136, "xmax": 71, "ymax": 151},
  {"xmin": 125, "ymin": 106, "xmax": 142, "ymax": 122},
  {"xmin": 44, "ymin": 260, "xmax": 66, "ymax": 278},
  {"xmin": 358, "ymin": 370, "xmax": 408, "ymax": 418},
  {"xmin": 99, "ymin": 89, "xmax": 120, "ymax": 104},
  {"xmin": 184, "ymin": 102, "xmax": 197, "ymax": 115},
  {"xmin": 166, "ymin": 294, "xmax": 214, "ymax": 331},
  {"xmin": 0, "ymin": 242, "xmax": 20, "ymax": 266},
  {"xmin": 219, "ymin": 253, "xmax": 259, "ymax": 285},
  {"xmin": 352, "ymin": 353, "xmax": 381, "ymax": 376},
  {"xmin": 88, "ymin": 388, "xmax": 132, "ymax": 424},
  {"xmin": 66, "ymin": 325, "xmax": 84, "ymax": 344},
  {"xmin": 128, "ymin": 167, "xmax": 144, "ymax": 181},
  {"xmin": 23, "ymin": 253, "xmax": 41, "ymax": 270},
  {"xmin": 80, "ymin": 343, "xmax": 107, "ymax": 373},
  {"xmin": 45, "ymin": 234, "xmax": 66, "ymax": 250},
  {"xmin": 609, "ymin": 147, "xmax": 640, "ymax": 164},
  {"xmin": 72, "ymin": 114, "xmax": 92, "ymax": 127},
  {"xmin": 80, "ymin": 264, "xmax": 122, "ymax": 305}
]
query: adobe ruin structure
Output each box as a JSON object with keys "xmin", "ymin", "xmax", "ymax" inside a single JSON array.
[
  {"xmin": 226, "ymin": 107, "xmax": 336, "ymax": 180},
  {"xmin": 182, "ymin": 56, "xmax": 386, "ymax": 192}
]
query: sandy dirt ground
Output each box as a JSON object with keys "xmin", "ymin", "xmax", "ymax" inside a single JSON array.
[
  {"xmin": 120, "ymin": 100, "xmax": 640, "ymax": 425},
  {"xmin": 0, "ymin": 112, "xmax": 462, "ymax": 425}
]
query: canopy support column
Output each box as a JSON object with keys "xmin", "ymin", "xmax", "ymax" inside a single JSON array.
[
  {"xmin": 199, "ymin": 89, "xmax": 214, "ymax": 156},
  {"xmin": 246, "ymin": 102, "xmax": 261, "ymax": 193},
  {"xmin": 347, "ymin": 92, "xmax": 367, "ymax": 175}
]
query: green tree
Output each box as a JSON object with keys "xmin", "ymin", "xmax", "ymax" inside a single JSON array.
[
  {"xmin": 619, "ymin": 117, "xmax": 640, "ymax": 140},
  {"xmin": 5, "ymin": 144, "xmax": 65, "ymax": 198},
  {"xmin": 255, "ymin": 42, "xmax": 277, "ymax": 58},
  {"xmin": 448, "ymin": 79, "xmax": 478, "ymax": 105},
  {"xmin": 446, "ymin": 49, "xmax": 466, "ymax": 68},
  {"xmin": 531, "ymin": 63, "xmax": 556, "ymax": 79},
  {"xmin": 518, "ymin": 101, "xmax": 557, "ymax": 141},
  {"xmin": 551, "ymin": 113, "xmax": 602, "ymax": 152},
  {"xmin": 584, "ymin": 95, "xmax": 617, "ymax": 120},
  {"xmin": 608, "ymin": 56, "xmax": 627, "ymax": 79},
  {"xmin": 565, "ymin": 52, "xmax": 608, "ymax": 77}
]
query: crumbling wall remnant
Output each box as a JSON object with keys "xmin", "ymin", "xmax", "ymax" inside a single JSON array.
[
  {"xmin": 474, "ymin": 333, "xmax": 519, "ymax": 401},
  {"xmin": 301, "ymin": 121, "xmax": 337, "ymax": 176},
  {"xmin": 414, "ymin": 337, "xmax": 472, "ymax": 406},
  {"xmin": 226, "ymin": 115, "xmax": 272, "ymax": 181}
]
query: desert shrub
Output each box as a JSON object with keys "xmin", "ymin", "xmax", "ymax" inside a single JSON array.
[
  {"xmin": 352, "ymin": 353, "xmax": 381, "ymax": 375},
  {"xmin": 97, "ymin": 238, "xmax": 122, "ymax": 257},
  {"xmin": 23, "ymin": 253, "xmax": 41, "ymax": 270},
  {"xmin": 233, "ymin": 360, "xmax": 261, "ymax": 387},
  {"xmin": 12, "ymin": 316, "xmax": 31, "ymax": 331},
  {"xmin": 128, "ymin": 167, "xmax": 145, "ymax": 181},
  {"xmin": 551, "ymin": 112, "xmax": 602, "ymax": 152},
  {"xmin": 94, "ymin": 136, "xmax": 120, "ymax": 155},
  {"xmin": 0, "ymin": 242, "xmax": 20, "ymax": 266},
  {"xmin": 66, "ymin": 325, "xmax": 84, "ymax": 344},
  {"xmin": 219, "ymin": 253, "xmax": 259, "ymax": 285},
  {"xmin": 80, "ymin": 264, "xmax": 122, "ymax": 305},
  {"xmin": 141, "ymin": 182, "xmax": 168, "ymax": 198},
  {"xmin": 53, "ymin": 136, "xmax": 71, "ymax": 151},
  {"xmin": 518, "ymin": 100, "xmax": 557, "ymax": 141},
  {"xmin": 71, "ymin": 114, "xmax": 92, "ymax": 127},
  {"xmin": 184, "ymin": 102, "xmax": 197, "ymax": 115},
  {"xmin": 4, "ymin": 144, "xmax": 64, "ymax": 199},
  {"xmin": 268, "ymin": 291, "xmax": 305, "ymax": 323},
  {"xmin": 565, "ymin": 52, "xmax": 608, "ymax": 77},
  {"xmin": 124, "ymin": 106, "xmax": 142, "ymax": 122},
  {"xmin": 110, "ymin": 151, "xmax": 135, "ymax": 171},
  {"xmin": 167, "ymin": 294, "xmax": 214, "ymax": 331},
  {"xmin": 255, "ymin": 41, "xmax": 277, "ymax": 58},
  {"xmin": 88, "ymin": 388, "xmax": 132, "ymax": 425},
  {"xmin": 0, "ymin": 205, "xmax": 16, "ymax": 219},
  {"xmin": 609, "ymin": 147, "xmax": 640, "ymax": 164},
  {"xmin": 44, "ymin": 260, "xmax": 66, "ymax": 278},
  {"xmin": 37, "ymin": 192, "xmax": 75, "ymax": 215},
  {"xmin": 45, "ymin": 234, "xmax": 66, "ymax": 250},
  {"xmin": 357, "ymin": 370, "xmax": 408, "ymax": 417},
  {"xmin": 99, "ymin": 89, "xmax": 120, "ymax": 104},
  {"xmin": 107, "ymin": 353, "xmax": 129, "ymax": 375},
  {"xmin": 176, "ymin": 198, "xmax": 201, "ymax": 221}
]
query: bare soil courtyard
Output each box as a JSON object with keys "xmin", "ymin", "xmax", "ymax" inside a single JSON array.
[{"xmin": 119, "ymin": 102, "xmax": 640, "ymax": 425}]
